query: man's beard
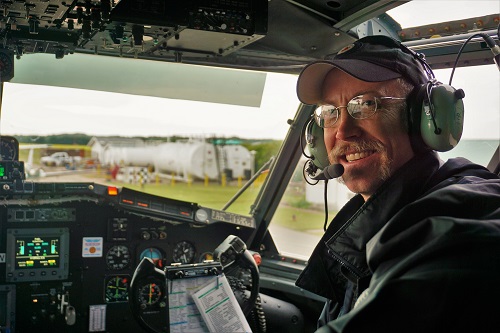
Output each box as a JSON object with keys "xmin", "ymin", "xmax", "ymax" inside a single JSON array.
[{"xmin": 328, "ymin": 139, "xmax": 392, "ymax": 190}]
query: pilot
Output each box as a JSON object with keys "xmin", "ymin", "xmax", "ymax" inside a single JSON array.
[{"xmin": 294, "ymin": 35, "xmax": 500, "ymax": 332}]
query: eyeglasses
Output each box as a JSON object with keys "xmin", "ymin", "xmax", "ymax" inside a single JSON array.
[{"xmin": 314, "ymin": 95, "xmax": 406, "ymax": 128}]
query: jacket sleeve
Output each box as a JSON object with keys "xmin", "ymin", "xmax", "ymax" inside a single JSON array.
[
  {"xmin": 317, "ymin": 299, "xmax": 340, "ymax": 328},
  {"xmin": 316, "ymin": 215, "xmax": 500, "ymax": 333}
]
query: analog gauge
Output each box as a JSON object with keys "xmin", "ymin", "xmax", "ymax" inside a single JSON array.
[
  {"xmin": 195, "ymin": 208, "xmax": 209, "ymax": 222},
  {"xmin": 0, "ymin": 50, "xmax": 14, "ymax": 82},
  {"xmin": 105, "ymin": 275, "xmax": 129, "ymax": 303},
  {"xmin": 172, "ymin": 240, "xmax": 196, "ymax": 264},
  {"xmin": 199, "ymin": 251, "xmax": 214, "ymax": 263},
  {"xmin": 138, "ymin": 283, "xmax": 162, "ymax": 307},
  {"xmin": 0, "ymin": 136, "xmax": 19, "ymax": 161},
  {"xmin": 106, "ymin": 245, "xmax": 131, "ymax": 270},
  {"xmin": 139, "ymin": 247, "xmax": 164, "ymax": 268}
]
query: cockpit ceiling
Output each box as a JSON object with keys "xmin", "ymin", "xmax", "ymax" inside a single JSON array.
[
  {"xmin": 0, "ymin": 0, "xmax": 498, "ymax": 74},
  {"xmin": 0, "ymin": 0, "xmax": 408, "ymax": 72}
]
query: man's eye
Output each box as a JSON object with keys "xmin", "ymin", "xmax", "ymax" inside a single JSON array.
[
  {"xmin": 361, "ymin": 99, "xmax": 376, "ymax": 107},
  {"xmin": 323, "ymin": 108, "xmax": 336, "ymax": 116}
]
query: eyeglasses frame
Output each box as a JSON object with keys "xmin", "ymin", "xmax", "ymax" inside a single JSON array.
[{"xmin": 314, "ymin": 95, "xmax": 406, "ymax": 128}]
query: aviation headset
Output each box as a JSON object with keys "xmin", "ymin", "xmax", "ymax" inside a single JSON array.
[{"xmin": 303, "ymin": 37, "xmax": 465, "ymax": 172}]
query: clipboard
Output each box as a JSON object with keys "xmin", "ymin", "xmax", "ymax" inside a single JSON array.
[
  {"xmin": 166, "ymin": 261, "xmax": 222, "ymax": 333},
  {"xmin": 166, "ymin": 261, "xmax": 252, "ymax": 333}
]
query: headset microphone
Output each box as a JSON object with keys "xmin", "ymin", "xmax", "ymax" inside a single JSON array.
[
  {"xmin": 480, "ymin": 32, "xmax": 500, "ymax": 71},
  {"xmin": 490, "ymin": 42, "xmax": 500, "ymax": 71},
  {"xmin": 312, "ymin": 163, "xmax": 344, "ymax": 180}
]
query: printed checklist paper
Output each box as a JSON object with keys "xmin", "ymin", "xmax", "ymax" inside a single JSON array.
[
  {"xmin": 168, "ymin": 273, "xmax": 251, "ymax": 333},
  {"xmin": 192, "ymin": 274, "xmax": 251, "ymax": 333}
]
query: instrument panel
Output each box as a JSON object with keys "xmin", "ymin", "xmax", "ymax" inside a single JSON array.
[{"xmin": 0, "ymin": 181, "xmax": 255, "ymax": 332}]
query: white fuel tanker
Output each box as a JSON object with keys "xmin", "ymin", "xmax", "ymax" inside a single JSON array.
[
  {"xmin": 154, "ymin": 141, "xmax": 219, "ymax": 180},
  {"xmin": 101, "ymin": 140, "xmax": 253, "ymax": 181}
]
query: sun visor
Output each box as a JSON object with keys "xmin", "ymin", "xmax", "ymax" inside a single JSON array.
[{"xmin": 11, "ymin": 53, "xmax": 266, "ymax": 107}]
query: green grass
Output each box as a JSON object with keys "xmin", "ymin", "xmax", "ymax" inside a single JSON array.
[
  {"xmin": 106, "ymin": 178, "xmax": 262, "ymax": 216},
  {"xmin": 272, "ymin": 202, "xmax": 337, "ymax": 234},
  {"xmin": 271, "ymin": 205, "xmax": 327, "ymax": 231}
]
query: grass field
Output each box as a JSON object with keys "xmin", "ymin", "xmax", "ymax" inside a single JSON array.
[{"xmin": 112, "ymin": 179, "xmax": 261, "ymax": 215}]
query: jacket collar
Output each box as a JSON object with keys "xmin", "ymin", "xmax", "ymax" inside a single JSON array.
[{"xmin": 296, "ymin": 151, "xmax": 441, "ymax": 300}]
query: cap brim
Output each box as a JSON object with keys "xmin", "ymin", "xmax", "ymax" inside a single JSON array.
[{"xmin": 296, "ymin": 60, "xmax": 402, "ymax": 105}]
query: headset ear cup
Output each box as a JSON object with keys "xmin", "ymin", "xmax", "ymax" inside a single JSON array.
[
  {"xmin": 305, "ymin": 119, "xmax": 329, "ymax": 170},
  {"xmin": 407, "ymin": 84, "xmax": 429, "ymax": 152},
  {"xmin": 408, "ymin": 82, "xmax": 465, "ymax": 152},
  {"xmin": 420, "ymin": 83, "xmax": 464, "ymax": 152}
]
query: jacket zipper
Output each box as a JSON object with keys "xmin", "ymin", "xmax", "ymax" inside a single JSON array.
[
  {"xmin": 327, "ymin": 248, "xmax": 370, "ymax": 312},
  {"xmin": 327, "ymin": 248, "xmax": 364, "ymax": 281}
]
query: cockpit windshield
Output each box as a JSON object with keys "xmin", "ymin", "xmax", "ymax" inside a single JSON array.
[
  {"xmin": 2, "ymin": 59, "xmax": 497, "ymax": 259},
  {"xmin": 1, "ymin": 67, "xmax": 299, "ymax": 215}
]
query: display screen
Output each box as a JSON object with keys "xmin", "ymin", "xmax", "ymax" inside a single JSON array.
[
  {"xmin": 6, "ymin": 228, "xmax": 69, "ymax": 282},
  {"xmin": 15, "ymin": 236, "xmax": 60, "ymax": 269}
]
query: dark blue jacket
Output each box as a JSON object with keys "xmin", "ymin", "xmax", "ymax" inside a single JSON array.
[{"xmin": 295, "ymin": 151, "xmax": 500, "ymax": 332}]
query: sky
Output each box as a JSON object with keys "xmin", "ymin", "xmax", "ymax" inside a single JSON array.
[{"xmin": 0, "ymin": 1, "xmax": 498, "ymax": 141}]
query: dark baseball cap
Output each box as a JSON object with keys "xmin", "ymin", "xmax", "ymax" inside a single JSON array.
[{"xmin": 296, "ymin": 35, "xmax": 430, "ymax": 104}]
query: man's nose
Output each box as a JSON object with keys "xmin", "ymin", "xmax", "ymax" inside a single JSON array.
[{"xmin": 335, "ymin": 109, "xmax": 361, "ymax": 140}]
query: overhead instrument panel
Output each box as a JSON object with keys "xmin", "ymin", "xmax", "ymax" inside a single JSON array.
[{"xmin": 0, "ymin": 0, "xmax": 268, "ymax": 61}]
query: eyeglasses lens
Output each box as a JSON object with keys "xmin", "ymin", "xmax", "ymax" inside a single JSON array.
[{"xmin": 314, "ymin": 95, "xmax": 378, "ymax": 128}]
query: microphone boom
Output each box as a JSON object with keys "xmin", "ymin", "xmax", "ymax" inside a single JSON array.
[{"xmin": 312, "ymin": 164, "xmax": 344, "ymax": 180}]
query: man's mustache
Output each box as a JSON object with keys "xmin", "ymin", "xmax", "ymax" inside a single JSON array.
[{"xmin": 329, "ymin": 140, "xmax": 385, "ymax": 163}]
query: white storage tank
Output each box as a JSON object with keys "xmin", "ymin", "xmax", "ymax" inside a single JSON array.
[
  {"xmin": 120, "ymin": 146, "xmax": 155, "ymax": 167},
  {"xmin": 102, "ymin": 146, "xmax": 127, "ymax": 166},
  {"xmin": 154, "ymin": 142, "xmax": 219, "ymax": 180},
  {"xmin": 219, "ymin": 145, "xmax": 252, "ymax": 179}
]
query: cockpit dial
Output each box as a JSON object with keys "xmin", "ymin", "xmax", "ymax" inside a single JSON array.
[
  {"xmin": 105, "ymin": 275, "xmax": 129, "ymax": 303},
  {"xmin": 138, "ymin": 283, "xmax": 162, "ymax": 307},
  {"xmin": 0, "ymin": 136, "xmax": 19, "ymax": 161},
  {"xmin": 139, "ymin": 247, "xmax": 164, "ymax": 268},
  {"xmin": 172, "ymin": 240, "xmax": 196, "ymax": 264},
  {"xmin": 106, "ymin": 245, "xmax": 131, "ymax": 270}
]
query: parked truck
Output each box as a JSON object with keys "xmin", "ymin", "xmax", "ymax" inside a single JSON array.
[{"xmin": 40, "ymin": 152, "xmax": 82, "ymax": 167}]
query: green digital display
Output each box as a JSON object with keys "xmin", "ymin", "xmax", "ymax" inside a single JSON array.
[
  {"xmin": 15, "ymin": 236, "xmax": 61, "ymax": 269},
  {"xmin": 6, "ymin": 228, "xmax": 70, "ymax": 282},
  {"xmin": 0, "ymin": 165, "xmax": 5, "ymax": 177}
]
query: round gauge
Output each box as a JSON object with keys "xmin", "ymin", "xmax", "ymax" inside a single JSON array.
[
  {"xmin": 199, "ymin": 251, "xmax": 214, "ymax": 263},
  {"xmin": 105, "ymin": 275, "xmax": 129, "ymax": 303},
  {"xmin": 195, "ymin": 209, "xmax": 209, "ymax": 222},
  {"xmin": 106, "ymin": 245, "xmax": 131, "ymax": 270},
  {"xmin": 139, "ymin": 247, "xmax": 164, "ymax": 268},
  {"xmin": 172, "ymin": 240, "xmax": 196, "ymax": 264},
  {"xmin": 0, "ymin": 136, "xmax": 19, "ymax": 161},
  {"xmin": 138, "ymin": 283, "xmax": 162, "ymax": 306},
  {"xmin": 0, "ymin": 50, "xmax": 14, "ymax": 82}
]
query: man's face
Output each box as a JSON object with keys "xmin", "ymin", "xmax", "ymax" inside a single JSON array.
[{"xmin": 322, "ymin": 69, "xmax": 415, "ymax": 200}]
